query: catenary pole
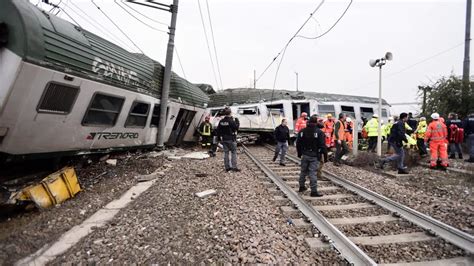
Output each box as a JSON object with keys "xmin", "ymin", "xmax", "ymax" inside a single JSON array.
[
  {"xmin": 157, "ymin": 0, "xmax": 179, "ymax": 149},
  {"xmin": 377, "ymin": 65, "xmax": 382, "ymax": 157},
  {"xmin": 463, "ymin": 0, "xmax": 471, "ymax": 84}
]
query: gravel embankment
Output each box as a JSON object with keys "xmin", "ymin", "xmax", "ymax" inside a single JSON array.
[
  {"xmin": 52, "ymin": 152, "xmax": 343, "ymax": 264},
  {"xmin": 0, "ymin": 152, "xmax": 165, "ymax": 264}
]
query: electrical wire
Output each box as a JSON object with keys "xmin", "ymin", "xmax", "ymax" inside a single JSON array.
[
  {"xmin": 121, "ymin": 0, "xmax": 169, "ymax": 26},
  {"xmin": 64, "ymin": 0, "xmax": 136, "ymax": 51},
  {"xmin": 256, "ymin": 0, "xmax": 325, "ymax": 83},
  {"xmin": 297, "ymin": 0, "xmax": 353, "ymax": 40},
  {"xmin": 114, "ymin": 0, "xmax": 168, "ymax": 33},
  {"xmin": 197, "ymin": 0, "xmax": 220, "ymax": 90},
  {"xmin": 205, "ymin": 0, "xmax": 224, "ymax": 90},
  {"xmin": 91, "ymin": 0, "xmax": 145, "ymax": 54},
  {"xmin": 174, "ymin": 46, "xmax": 187, "ymax": 79}
]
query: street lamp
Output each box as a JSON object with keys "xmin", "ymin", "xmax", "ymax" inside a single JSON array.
[{"xmin": 369, "ymin": 52, "xmax": 393, "ymax": 157}]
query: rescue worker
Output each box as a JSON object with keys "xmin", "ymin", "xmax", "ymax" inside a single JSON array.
[
  {"xmin": 334, "ymin": 113, "xmax": 348, "ymax": 166},
  {"xmin": 364, "ymin": 114, "xmax": 379, "ymax": 152},
  {"xmin": 381, "ymin": 120, "xmax": 387, "ymax": 142},
  {"xmin": 216, "ymin": 108, "xmax": 240, "ymax": 172},
  {"xmin": 378, "ymin": 112, "xmax": 409, "ymax": 174},
  {"xmin": 415, "ymin": 117, "xmax": 428, "ymax": 157},
  {"xmin": 297, "ymin": 115, "xmax": 325, "ymax": 197},
  {"xmin": 407, "ymin": 112, "xmax": 418, "ymax": 134},
  {"xmin": 446, "ymin": 113, "xmax": 463, "ymax": 159},
  {"xmin": 209, "ymin": 111, "xmax": 224, "ymax": 157},
  {"xmin": 345, "ymin": 117, "xmax": 354, "ymax": 150},
  {"xmin": 385, "ymin": 117, "xmax": 395, "ymax": 154},
  {"xmin": 323, "ymin": 114, "xmax": 335, "ymax": 148},
  {"xmin": 199, "ymin": 116, "xmax": 213, "ymax": 150},
  {"xmin": 273, "ymin": 118, "xmax": 290, "ymax": 166},
  {"xmin": 295, "ymin": 112, "xmax": 308, "ymax": 134},
  {"xmin": 463, "ymin": 113, "xmax": 474, "ymax": 163},
  {"xmin": 425, "ymin": 113, "xmax": 448, "ymax": 170}
]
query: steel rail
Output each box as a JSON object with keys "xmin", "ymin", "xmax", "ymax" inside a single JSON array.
[
  {"xmin": 278, "ymin": 149, "xmax": 474, "ymax": 254},
  {"xmin": 242, "ymin": 145, "xmax": 377, "ymax": 266}
]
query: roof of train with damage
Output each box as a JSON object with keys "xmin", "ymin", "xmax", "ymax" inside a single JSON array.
[
  {"xmin": 208, "ymin": 88, "xmax": 390, "ymax": 107},
  {"xmin": 0, "ymin": 0, "xmax": 209, "ymax": 106}
]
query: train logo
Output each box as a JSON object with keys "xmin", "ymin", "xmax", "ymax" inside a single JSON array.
[
  {"xmin": 92, "ymin": 56, "xmax": 139, "ymax": 86},
  {"xmin": 86, "ymin": 132, "xmax": 139, "ymax": 140}
]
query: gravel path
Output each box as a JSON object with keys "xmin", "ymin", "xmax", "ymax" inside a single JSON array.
[
  {"xmin": 52, "ymin": 151, "xmax": 343, "ymax": 264},
  {"xmin": 0, "ymin": 152, "xmax": 164, "ymax": 265}
]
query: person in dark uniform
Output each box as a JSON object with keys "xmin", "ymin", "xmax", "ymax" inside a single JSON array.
[
  {"xmin": 296, "ymin": 115, "xmax": 326, "ymax": 197},
  {"xmin": 407, "ymin": 112, "xmax": 418, "ymax": 135},
  {"xmin": 463, "ymin": 112, "xmax": 474, "ymax": 163},
  {"xmin": 273, "ymin": 118, "xmax": 290, "ymax": 166},
  {"xmin": 446, "ymin": 113, "xmax": 463, "ymax": 159},
  {"xmin": 216, "ymin": 108, "xmax": 240, "ymax": 172}
]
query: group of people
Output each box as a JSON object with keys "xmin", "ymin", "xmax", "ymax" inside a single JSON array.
[{"xmin": 198, "ymin": 108, "xmax": 474, "ymax": 196}]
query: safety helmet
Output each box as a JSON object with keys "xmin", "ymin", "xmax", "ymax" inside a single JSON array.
[
  {"xmin": 388, "ymin": 117, "xmax": 394, "ymax": 122},
  {"xmin": 372, "ymin": 114, "xmax": 379, "ymax": 118},
  {"xmin": 431, "ymin": 113, "xmax": 440, "ymax": 120},
  {"xmin": 301, "ymin": 112, "xmax": 308, "ymax": 117},
  {"xmin": 346, "ymin": 117, "xmax": 352, "ymax": 122},
  {"xmin": 420, "ymin": 117, "xmax": 426, "ymax": 121},
  {"xmin": 326, "ymin": 114, "xmax": 333, "ymax": 118}
]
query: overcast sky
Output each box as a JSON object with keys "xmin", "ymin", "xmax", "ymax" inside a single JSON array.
[{"xmin": 33, "ymin": 0, "xmax": 471, "ymax": 105}]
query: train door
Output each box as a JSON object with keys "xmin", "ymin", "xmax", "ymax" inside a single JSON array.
[
  {"xmin": 167, "ymin": 109, "xmax": 196, "ymax": 146},
  {"xmin": 292, "ymin": 102, "xmax": 310, "ymax": 127}
]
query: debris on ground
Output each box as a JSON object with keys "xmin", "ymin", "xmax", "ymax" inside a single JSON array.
[
  {"xmin": 105, "ymin": 159, "xmax": 117, "ymax": 166},
  {"xmin": 182, "ymin": 152, "xmax": 210, "ymax": 160},
  {"xmin": 195, "ymin": 189, "xmax": 217, "ymax": 198}
]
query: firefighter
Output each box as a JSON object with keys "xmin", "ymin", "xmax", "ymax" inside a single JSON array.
[
  {"xmin": 364, "ymin": 114, "xmax": 379, "ymax": 152},
  {"xmin": 425, "ymin": 113, "xmax": 449, "ymax": 170},
  {"xmin": 323, "ymin": 114, "xmax": 335, "ymax": 148},
  {"xmin": 199, "ymin": 116, "xmax": 213, "ymax": 151},
  {"xmin": 415, "ymin": 117, "xmax": 428, "ymax": 157},
  {"xmin": 463, "ymin": 113, "xmax": 474, "ymax": 163},
  {"xmin": 295, "ymin": 112, "xmax": 308, "ymax": 134},
  {"xmin": 446, "ymin": 113, "xmax": 463, "ymax": 159}
]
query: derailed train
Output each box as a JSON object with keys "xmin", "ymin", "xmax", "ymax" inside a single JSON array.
[
  {"xmin": 206, "ymin": 88, "xmax": 392, "ymax": 139},
  {"xmin": 0, "ymin": 0, "xmax": 209, "ymax": 162}
]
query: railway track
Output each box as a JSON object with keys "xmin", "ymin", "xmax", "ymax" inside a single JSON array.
[{"xmin": 242, "ymin": 144, "xmax": 473, "ymax": 265}]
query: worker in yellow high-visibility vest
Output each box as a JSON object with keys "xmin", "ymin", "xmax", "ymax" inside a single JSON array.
[
  {"xmin": 364, "ymin": 114, "xmax": 379, "ymax": 153},
  {"xmin": 199, "ymin": 116, "xmax": 213, "ymax": 151}
]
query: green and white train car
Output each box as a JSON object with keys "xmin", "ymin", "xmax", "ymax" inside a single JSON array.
[{"xmin": 0, "ymin": 0, "xmax": 209, "ymax": 162}]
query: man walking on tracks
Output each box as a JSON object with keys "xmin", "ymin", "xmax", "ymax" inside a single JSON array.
[
  {"xmin": 425, "ymin": 112, "xmax": 449, "ymax": 170},
  {"xmin": 216, "ymin": 108, "xmax": 240, "ymax": 172},
  {"xmin": 273, "ymin": 118, "xmax": 290, "ymax": 166},
  {"xmin": 378, "ymin": 112, "xmax": 409, "ymax": 174},
  {"xmin": 297, "ymin": 115, "xmax": 325, "ymax": 197},
  {"xmin": 334, "ymin": 113, "xmax": 348, "ymax": 166}
]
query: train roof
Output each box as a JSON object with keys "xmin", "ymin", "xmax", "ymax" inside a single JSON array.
[
  {"xmin": 208, "ymin": 88, "xmax": 390, "ymax": 107},
  {"xmin": 0, "ymin": 0, "xmax": 209, "ymax": 106}
]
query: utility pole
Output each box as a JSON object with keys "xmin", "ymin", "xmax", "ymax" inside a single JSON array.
[
  {"xmin": 295, "ymin": 72, "xmax": 299, "ymax": 92},
  {"xmin": 253, "ymin": 69, "xmax": 256, "ymax": 89},
  {"xmin": 127, "ymin": 0, "xmax": 179, "ymax": 149},
  {"xmin": 463, "ymin": 0, "xmax": 471, "ymax": 84}
]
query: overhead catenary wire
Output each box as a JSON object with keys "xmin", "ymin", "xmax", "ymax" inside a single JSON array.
[
  {"xmin": 197, "ymin": 0, "xmax": 220, "ymax": 90},
  {"xmin": 174, "ymin": 46, "xmax": 187, "ymax": 79},
  {"xmin": 114, "ymin": 0, "xmax": 168, "ymax": 33},
  {"xmin": 121, "ymin": 0, "xmax": 169, "ymax": 26},
  {"xmin": 297, "ymin": 0, "xmax": 353, "ymax": 40},
  {"xmin": 61, "ymin": 1, "xmax": 136, "ymax": 51},
  {"xmin": 91, "ymin": 0, "xmax": 145, "ymax": 54},
  {"xmin": 205, "ymin": 0, "xmax": 224, "ymax": 90},
  {"xmin": 256, "ymin": 0, "xmax": 325, "ymax": 84}
]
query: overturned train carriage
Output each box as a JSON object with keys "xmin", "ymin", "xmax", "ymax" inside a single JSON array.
[
  {"xmin": 0, "ymin": 0, "xmax": 209, "ymax": 162},
  {"xmin": 207, "ymin": 88, "xmax": 391, "ymax": 138}
]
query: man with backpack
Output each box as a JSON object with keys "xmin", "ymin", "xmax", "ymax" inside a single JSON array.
[{"xmin": 446, "ymin": 113, "xmax": 464, "ymax": 159}]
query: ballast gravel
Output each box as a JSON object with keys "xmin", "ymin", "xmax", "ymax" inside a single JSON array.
[
  {"xmin": 52, "ymin": 151, "xmax": 343, "ymax": 264},
  {"xmin": 339, "ymin": 220, "xmax": 422, "ymax": 237}
]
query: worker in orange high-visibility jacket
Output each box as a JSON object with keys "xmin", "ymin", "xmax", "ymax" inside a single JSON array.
[
  {"xmin": 294, "ymin": 112, "xmax": 308, "ymax": 134},
  {"xmin": 425, "ymin": 113, "xmax": 449, "ymax": 170},
  {"xmin": 344, "ymin": 117, "xmax": 354, "ymax": 150},
  {"xmin": 323, "ymin": 114, "xmax": 335, "ymax": 148}
]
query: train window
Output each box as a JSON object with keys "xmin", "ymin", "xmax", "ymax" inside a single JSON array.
[
  {"xmin": 37, "ymin": 83, "xmax": 79, "ymax": 114},
  {"xmin": 267, "ymin": 104, "xmax": 284, "ymax": 116},
  {"xmin": 150, "ymin": 104, "xmax": 169, "ymax": 127},
  {"xmin": 341, "ymin": 105, "xmax": 355, "ymax": 118},
  {"xmin": 382, "ymin": 109, "xmax": 388, "ymax": 117},
  {"xmin": 82, "ymin": 93, "xmax": 124, "ymax": 126},
  {"xmin": 125, "ymin": 101, "xmax": 150, "ymax": 128},
  {"xmin": 360, "ymin": 107, "xmax": 374, "ymax": 120},
  {"xmin": 318, "ymin": 104, "xmax": 335, "ymax": 116},
  {"xmin": 238, "ymin": 107, "xmax": 259, "ymax": 115}
]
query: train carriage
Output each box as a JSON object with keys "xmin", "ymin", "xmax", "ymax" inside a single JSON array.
[
  {"xmin": 207, "ymin": 88, "xmax": 391, "ymax": 138},
  {"xmin": 0, "ymin": 0, "xmax": 209, "ymax": 162}
]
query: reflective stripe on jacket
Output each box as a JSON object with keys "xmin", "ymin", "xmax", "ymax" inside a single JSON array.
[
  {"xmin": 295, "ymin": 117, "xmax": 307, "ymax": 133},
  {"xmin": 416, "ymin": 120, "xmax": 427, "ymax": 139},
  {"xmin": 425, "ymin": 120, "xmax": 447, "ymax": 142},
  {"xmin": 334, "ymin": 120, "xmax": 346, "ymax": 140},
  {"xmin": 364, "ymin": 118, "xmax": 379, "ymax": 137}
]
